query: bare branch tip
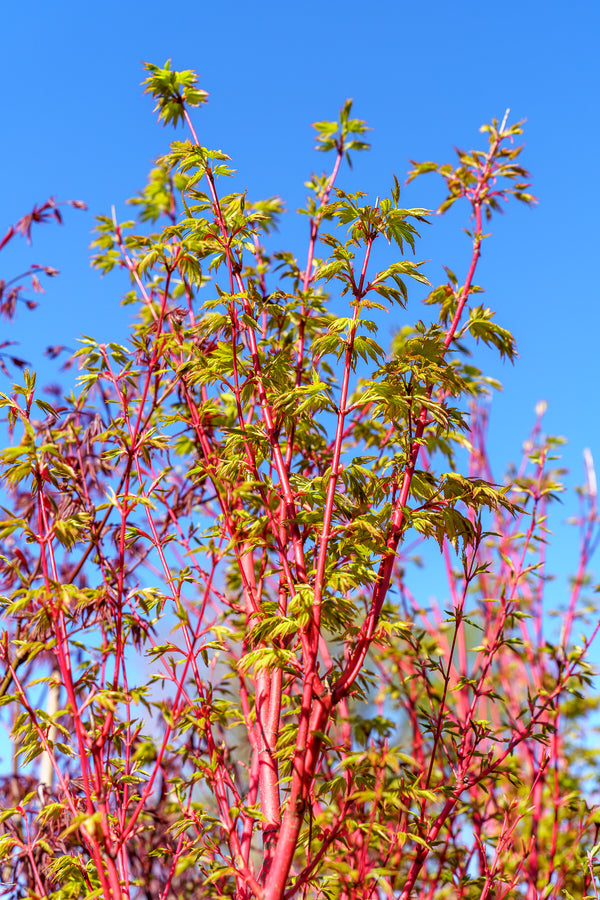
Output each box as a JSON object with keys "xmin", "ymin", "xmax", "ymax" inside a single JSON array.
[{"xmin": 584, "ymin": 447, "xmax": 597, "ymax": 499}]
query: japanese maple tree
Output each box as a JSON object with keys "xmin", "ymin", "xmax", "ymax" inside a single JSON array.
[{"xmin": 0, "ymin": 61, "xmax": 599, "ymax": 900}]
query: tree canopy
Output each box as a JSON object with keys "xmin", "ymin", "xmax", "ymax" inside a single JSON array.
[{"xmin": 0, "ymin": 61, "xmax": 599, "ymax": 900}]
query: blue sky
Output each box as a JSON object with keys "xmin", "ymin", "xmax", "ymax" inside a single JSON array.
[{"xmin": 1, "ymin": 0, "xmax": 599, "ymax": 606}]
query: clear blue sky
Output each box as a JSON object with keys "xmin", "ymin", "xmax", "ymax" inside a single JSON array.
[{"xmin": 1, "ymin": 0, "xmax": 599, "ymax": 604}]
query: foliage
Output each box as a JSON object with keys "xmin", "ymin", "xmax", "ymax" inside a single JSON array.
[{"xmin": 0, "ymin": 62, "xmax": 599, "ymax": 900}]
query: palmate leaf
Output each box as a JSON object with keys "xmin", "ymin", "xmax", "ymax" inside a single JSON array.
[
  {"xmin": 142, "ymin": 60, "xmax": 209, "ymax": 127},
  {"xmin": 465, "ymin": 305, "xmax": 517, "ymax": 360}
]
